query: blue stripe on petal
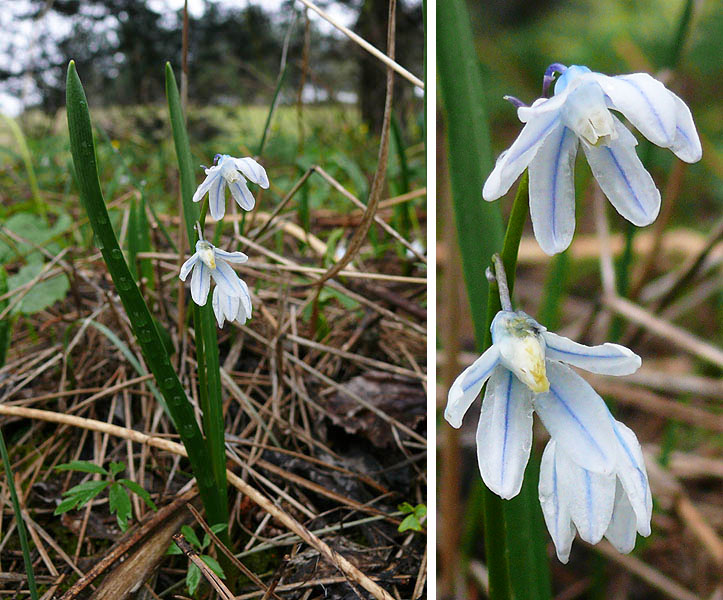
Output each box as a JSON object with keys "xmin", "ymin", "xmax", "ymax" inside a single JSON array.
[
  {"xmin": 604, "ymin": 146, "xmax": 646, "ymax": 216},
  {"xmin": 548, "ymin": 384, "xmax": 609, "ymax": 464}
]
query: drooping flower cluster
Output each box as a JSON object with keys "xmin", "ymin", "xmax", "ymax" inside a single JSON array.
[
  {"xmin": 483, "ymin": 64, "xmax": 702, "ymax": 255},
  {"xmin": 179, "ymin": 154, "xmax": 267, "ymax": 327},
  {"xmin": 446, "ymin": 308, "xmax": 652, "ymax": 562}
]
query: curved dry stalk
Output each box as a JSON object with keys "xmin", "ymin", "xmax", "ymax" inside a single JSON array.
[{"xmin": 312, "ymin": 0, "xmax": 396, "ymax": 287}]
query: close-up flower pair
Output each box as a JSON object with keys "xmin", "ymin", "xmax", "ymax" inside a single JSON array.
[
  {"xmin": 179, "ymin": 154, "xmax": 269, "ymax": 328},
  {"xmin": 446, "ymin": 62, "xmax": 703, "ymax": 563}
]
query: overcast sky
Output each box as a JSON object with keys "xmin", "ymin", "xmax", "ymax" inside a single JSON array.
[{"xmin": 0, "ymin": 0, "xmax": 355, "ymax": 116}]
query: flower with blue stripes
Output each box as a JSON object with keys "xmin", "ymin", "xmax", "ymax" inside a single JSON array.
[
  {"xmin": 539, "ymin": 418, "xmax": 652, "ymax": 562},
  {"xmin": 179, "ymin": 239, "xmax": 249, "ymax": 308},
  {"xmin": 212, "ymin": 281, "xmax": 253, "ymax": 327},
  {"xmin": 193, "ymin": 154, "xmax": 269, "ymax": 221},
  {"xmin": 445, "ymin": 309, "xmax": 642, "ymax": 502},
  {"xmin": 483, "ymin": 63, "xmax": 702, "ymax": 255}
]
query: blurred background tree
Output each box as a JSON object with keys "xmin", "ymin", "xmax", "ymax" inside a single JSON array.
[{"xmin": 0, "ymin": 0, "xmax": 423, "ymax": 132}]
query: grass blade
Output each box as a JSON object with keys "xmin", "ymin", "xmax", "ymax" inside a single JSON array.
[
  {"xmin": 65, "ymin": 60, "xmax": 227, "ymax": 526},
  {"xmin": 438, "ymin": 0, "xmax": 503, "ymax": 343},
  {"xmin": 0, "ymin": 428, "xmax": 39, "ymax": 600},
  {"xmin": 0, "ymin": 114, "xmax": 45, "ymax": 220}
]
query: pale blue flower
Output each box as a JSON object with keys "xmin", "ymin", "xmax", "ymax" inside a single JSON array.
[
  {"xmin": 193, "ymin": 155, "xmax": 269, "ymax": 221},
  {"xmin": 483, "ymin": 64, "xmax": 702, "ymax": 255},
  {"xmin": 179, "ymin": 240, "xmax": 249, "ymax": 307},
  {"xmin": 445, "ymin": 310, "xmax": 641, "ymax": 500},
  {"xmin": 212, "ymin": 282, "xmax": 252, "ymax": 328},
  {"xmin": 539, "ymin": 418, "xmax": 652, "ymax": 563}
]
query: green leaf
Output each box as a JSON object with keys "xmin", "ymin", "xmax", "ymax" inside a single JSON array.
[
  {"xmin": 186, "ymin": 562, "xmax": 201, "ymax": 595},
  {"xmin": 200, "ymin": 555, "xmax": 225, "ymax": 579},
  {"xmin": 118, "ymin": 479, "xmax": 157, "ymax": 511},
  {"xmin": 55, "ymin": 461, "xmax": 108, "ymax": 475},
  {"xmin": 414, "ymin": 504, "xmax": 427, "ymax": 520},
  {"xmin": 109, "ymin": 483, "xmax": 132, "ymax": 531},
  {"xmin": 181, "ymin": 525, "xmax": 202, "ymax": 550},
  {"xmin": 7, "ymin": 263, "xmax": 70, "ymax": 315},
  {"xmin": 109, "ymin": 462, "xmax": 126, "ymax": 477},
  {"xmin": 398, "ymin": 514, "xmax": 421, "ymax": 533},
  {"xmin": 166, "ymin": 542, "xmax": 183, "ymax": 555},
  {"xmin": 55, "ymin": 480, "xmax": 109, "ymax": 514},
  {"xmin": 438, "ymin": 0, "xmax": 503, "ymax": 342},
  {"xmin": 397, "ymin": 502, "xmax": 414, "ymax": 514}
]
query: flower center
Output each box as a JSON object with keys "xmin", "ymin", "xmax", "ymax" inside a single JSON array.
[
  {"xmin": 492, "ymin": 311, "xmax": 550, "ymax": 393},
  {"xmin": 218, "ymin": 155, "xmax": 240, "ymax": 182},
  {"xmin": 196, "ymin": 240, "xmax": 216, "ymax": 269},
  {"xmin": 562, "ymin": 81, "xmax": 617, "ymax": 147}
]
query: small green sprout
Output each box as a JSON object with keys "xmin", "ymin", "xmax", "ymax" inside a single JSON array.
[
  {"xmin": 166, "ymin": 524, "xmax": 227, "ymax": 595},
  {"xmin": 54, "ymin": 460, "xmax": 157, "ymax": 531},
  {"xmin": 398, "ymin": 501, "xmax": 427, "ymax": 533}
]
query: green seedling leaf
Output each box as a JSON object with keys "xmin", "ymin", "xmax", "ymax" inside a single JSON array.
[
  {"xmin": 201, "ymin": 522, "xmax": 228, "ymax": 549},
  {"xmin": 186, "ymin": 562, "xmax": 201, "ymax": 595},
  {"xmin": 398, "ymin": 513, "xmax": 422, "ymax": 532},
  {"xmin": 109, "ymin": 482, "xmax": 132, "ymax": 531},
  {"xmin": 166, "ymin": 542, "xmax": 183, "ymax": 555},
  {"xmin": 200, "ymin": 555, "xmax": 225, "ymax": 579},
  {"xmin": 398, "ymin": 502, "xmax": 415, "ymax": 514},
  {"xmin": 118, "ymin": 479, "xmax": 157, "ymax": 511},
  {"xmin": 180, "ymin": 525, "xmax": 202, "ymax": 550},
  {"xmin": 55, "ymin": 480, "xmax": 109, "ymax": 515},
  {"xmin": 55, "ymin": 461, "xmax": 108, "ymax": 475},
  {"xmin": 109, "ymin": 462, "xmax": 126, "ymax": 478}
]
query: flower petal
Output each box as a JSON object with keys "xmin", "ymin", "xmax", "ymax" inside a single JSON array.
[
  {"xmin": 476, "ymin": 366, "xmax": 534, "ymax": 499},
  {"xmin": 236, "ymin": 278, "xmax": 253, "ymax": 322},
  {"xmin": 556, "ymin": 445, "xmax": 616, "ymax": 545},
  {"xmin": 228, "ymin": 179, "xmax": 256, "ymax": 211},
  {"xmin": 208, "ymin": 175, "xmax": 227, "ymax": 221},
  {"xmin": 542, "ymin": 331, "xmax": 641, "ymax": 375},
  {"xmin": 483, "ymin": 110, "xmax": 561, "ymax": 201},
  {"xmin": 213, "ymin": 248, "xmax": 249, "ymax": 263},
  {"xmin": 539, "ymin": 440, "xmax": 576, "ymax": 563},
  {"xmin": 445, "ymin": 345, "xmax": 501, "ymax": 428},
  {"xmin": 533, "ymin": 362, "xmax": 618, "ymax": 475},
  {"xmin": 611, "ymin": 419, "xmax": 652, "ymax": 535},
  {"xmin": 528, "ymin": 124, "xmax": 579, "ymax": 255},
  {"xmin": 179, "ymin": 253, "xmax": 199, "ymax": 281},
  {"xmin": 190, "ymin": 260, "xmax": 211, "ymax": 306},
  {"xmin": 604, "ymin": 480, "xmax": 638, "ymax": 554},
  {"xmin": 234, "ymin": 157, "xmax": 269, "ymax": 188},
  {"xmin": 593, "ymin": 72, "xmax": 677, "ymax": 147},
  {"xmin": 192, "ymin": 171, "xmax": 217, "ymax": 204},
  {"xmin": 210, "ymin": 259, "xmax": 245, "ymax": 297},
  {"xmin": 668, "ymin": 91, "xmax": 702, "ymax": 163},
  {"xmin": 583, "ymin": 117, "xmax": 661, "ymax": 226},
  {"xmin": 212, "ymin": 286, "xmax": 225, "ymax": 328}
]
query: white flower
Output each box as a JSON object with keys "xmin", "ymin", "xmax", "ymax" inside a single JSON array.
[
  {"xmin": 539, "ymin": 417, "xmax": 652, "ymax": 563},
  {"xmin": 445, "ymin": 310, "xmax": 641, "ymax": 500},
  {"xmin": 179, "ymin": 240, "xmax": 249, "ymax": 306},
  {"xmin": 193, "ymin": 155, "xmax": 269, "ymax": 221},
  {"xmin": 483, "ymin": 64, "xmax": 702, "ymax": 255},
  {"xmin": 212, "ymin": 283, "xmax": 252, "ymax": 328}
]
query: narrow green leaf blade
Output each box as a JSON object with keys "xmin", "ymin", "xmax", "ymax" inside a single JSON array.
[
  {"xmin": 438, "ymin": 0, "xmax": 503, "ymax": 343},
  {"xmin": 65, "ymin": 60, "xmax": 226, "ymax": 527}
]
